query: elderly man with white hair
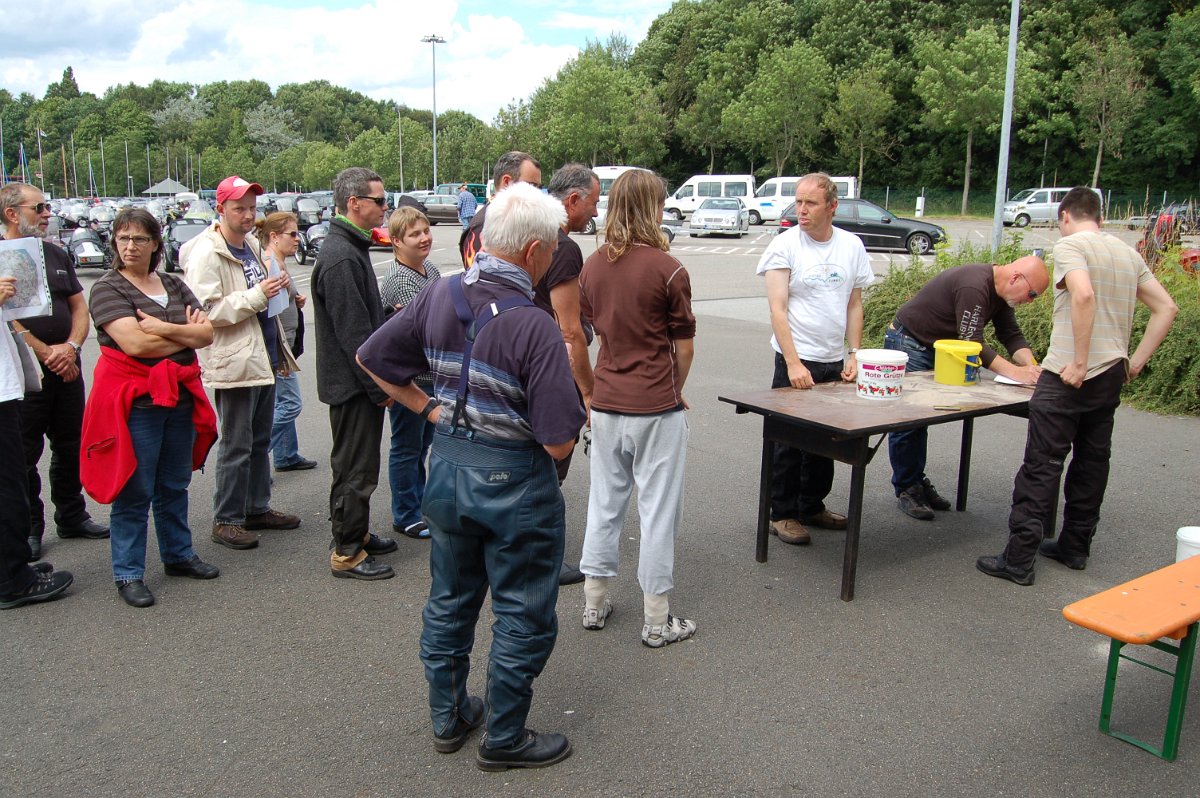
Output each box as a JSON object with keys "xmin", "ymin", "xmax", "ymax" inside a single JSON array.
[{"xmin": 357, "ymin": 182, "xmax": 585, "ymax": 772}]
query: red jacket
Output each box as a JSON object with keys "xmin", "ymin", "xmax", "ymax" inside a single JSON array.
[{"xmin": 80, "ymin": 346, "xmax": 218, "ymax": 504}]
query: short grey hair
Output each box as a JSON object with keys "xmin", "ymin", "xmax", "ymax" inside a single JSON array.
[
  {"xmin": 481, "ymin": 181, "xmax": 566, "ymax": 257},
  {"xmin": 0, "ymin": 182, "xmax": 33, "ymax": 219},
  {"xmin": 548, "ymin": 163, "xmax": 599, "ymax": 202},
  {"xmin": 492, "ymin": 151, "xmax": 539, "ymax": 186},
  {"xmin": 333, "ymin": 167, "xmax": 383, "ymax": 214}
]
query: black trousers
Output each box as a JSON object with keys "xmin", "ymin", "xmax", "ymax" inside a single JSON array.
[
  {"xmin": 328, "ymin": 394, "xmax": 384, "ymax": 555},
  {"xmin": 1, "ymin": 399, "xmax": 35, "ymax": 595},
  {"xmin": 1003, "ymin": 363, "xmax": 1125, "ymax": 570},
  {"xmin": 770, "ymin": 353, "xmax": 842, "ymax": 520},
  {"xmin": 19, "ymin": 363, "xmax": 90, "ymax": 537}
]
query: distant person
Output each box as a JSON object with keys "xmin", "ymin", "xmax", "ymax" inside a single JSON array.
[
  {"xmin": 578, "ymin": 169, "xmax": 698, "ymax": 648},
  {"xmin": 978, "ymin": 187, "xmax": 1178, "ymax": 586},
  {"xmin": 884, "ymin": 256, "xmax": 1047, "ymax": 520},
  {"xmin": 755, "ymin": 172, "xmax": 873, "ymax": 546},
  {"xmin": 182, "ymin": 176, "xmax": 301, "ymax": 551},
  {"xmin": 259, "ymin": 212, "xmax": 317, "ymax": 472},
  {"xmin": 0, "ymin": 181, "xmax": 108, "ymax": 562},
  {"xmin": 312, "ymin": 167, "xmax": 398, "ymax": 581},
  {"xmin": 459, "ymin": 152, "xmax": 541, "ymax": 268},
  {"xmin": 379, "ymin": 206, "xmax": 441, "ymax": 541},
  {"xmin": 358, "ymin": 182, "xmax": 583, "ymax": 770},
  {"xmin": 456, "ymin": 183, "xmax": 477, "ymax": 230},
  {"xmin": 83, "ymin": 208, "xmax": 219, "ymax": 608}
]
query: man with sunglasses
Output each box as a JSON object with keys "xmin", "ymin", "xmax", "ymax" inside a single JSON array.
[
  {"xmin": 884, "ymin": 255, "xmax": 1048, "ymax": 520},
  {"xmin": 311, "ymin": 167, "xmax": 398, "ymax": 580},
  {"xmin": 0, "ymin": 182, "xmax": 108, "ymax": 561}
]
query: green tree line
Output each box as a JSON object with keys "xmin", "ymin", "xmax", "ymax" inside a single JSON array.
[{"xmin": 3, "ymin": 0, "xmax": 1199, "ymax": 211}]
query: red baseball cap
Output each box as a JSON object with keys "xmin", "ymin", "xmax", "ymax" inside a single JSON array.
[{"xmin": 216, "ymin": 175, "xmax": 264, "ymax": 204}]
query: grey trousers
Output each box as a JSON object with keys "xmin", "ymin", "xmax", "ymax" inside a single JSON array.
[
  {"xmin": 213, "ymin": 384, "xmax": 275, "ymax": 525},
  {"xmin": 328, "ymin": 393, "xmax": 384, "ymax": 556}
]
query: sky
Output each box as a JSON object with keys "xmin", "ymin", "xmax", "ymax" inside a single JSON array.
[{"xmin": 1, "ymin": 0, "xmax": 677, "ymax": 123}]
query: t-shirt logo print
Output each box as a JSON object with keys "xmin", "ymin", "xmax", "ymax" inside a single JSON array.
[{"xmin": 802, "ymin": 262, "xmax": 846, "ymax": 291}]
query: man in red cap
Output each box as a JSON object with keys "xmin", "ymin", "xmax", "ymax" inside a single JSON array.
[{"xmin": 181, "ymin": 176, "xmax": 301, "ymax": 550}]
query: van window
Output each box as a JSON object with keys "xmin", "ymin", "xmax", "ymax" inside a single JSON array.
[
  {"xmin": 832, "ymin": 181, "xmax": 850, "ymax": 198},
  {"xmin": 724, "ymin": 182, "xmax": 748, "ymax": 197},
  {"xmin": 755, "ymin": 183, "xmax": 777, "ymax": 198},
  {"xmin": 1052, "ymin": 189, "xmax": 1069, "ymax": 202},
  {"xmin": 782, "ymin": 182, "xmax": 797, "ymax": 196},
  {"xmin": 698, "ymin": 181, "xmax": 722, "ymax": 197},
  {"xmin": 676, "ymin": 185, "xmax": 694, "ymax": 199},
  {"xmin": 1032, "ymin": 191, "xmax": 1048, "ymax": 204}
]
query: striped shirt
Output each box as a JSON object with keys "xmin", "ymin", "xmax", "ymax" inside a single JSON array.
[
  {"xmin": 1043, "ymin": 231, "xmax": 1152, "ymax": 380},
  {"xmin": 380, "ymin": 259, "xmax": 441, "ymax": 389}
]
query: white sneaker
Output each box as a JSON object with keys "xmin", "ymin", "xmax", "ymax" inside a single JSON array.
[
  {"xmin": 641, "ymin": 615, "xmax": 696, "ymax": 648},
  {"xmin": 582, "ymin": 598, "xmax": 613, "ymax": 630}
]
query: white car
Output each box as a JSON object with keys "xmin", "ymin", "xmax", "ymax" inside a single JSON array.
[{"xmin": 688, "ymin": 197, "xmax": 750, "ymax": 237}]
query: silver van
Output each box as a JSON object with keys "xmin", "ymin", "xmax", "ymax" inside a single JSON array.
[{"xmin": 1003, "ymin": 187, "xmax": 1101, "ymax": 227}]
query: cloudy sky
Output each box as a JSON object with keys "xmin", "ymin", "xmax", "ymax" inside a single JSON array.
[{"xmin": 3, "ymin": 0, "xmax": 676, "ymax": 121}]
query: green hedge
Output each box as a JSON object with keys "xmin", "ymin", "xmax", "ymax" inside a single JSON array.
[{"xmin": 861, "ymin": 235, "xmax": 1200, "ymax": 416}]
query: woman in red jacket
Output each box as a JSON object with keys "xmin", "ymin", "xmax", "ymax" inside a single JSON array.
[{"xmin": 85, "ymin": 208, "xmax": 217, "ymax": 608}]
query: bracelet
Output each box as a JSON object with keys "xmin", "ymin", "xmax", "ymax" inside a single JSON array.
[{"xmin": 419, "ymin": 398, "xmax": 438, "ymax": 421}]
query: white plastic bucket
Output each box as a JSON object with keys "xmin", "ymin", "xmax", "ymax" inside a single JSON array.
[
  {"xmin": 1175, "ymin": 527, "xmax": 1200, "ymax": 562},
  {"xmin": 856, "ymin": 349, "xmax": 909, "ymax": 400}
]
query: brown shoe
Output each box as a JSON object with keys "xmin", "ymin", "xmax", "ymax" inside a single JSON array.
[
  {"xmin": 212, "ymin": 523, "xmax": 259, "ymax": 550},
  {"xmin": 244, "ymin": 509, "xmax": 301, "ymax": 530},
  {"xmin": 800, "ymin": 509, "xmax": 848, "ymax": 531},
  {"xmin": 769, "ymin": 519, "xmax": 811, "ymax": 545}
]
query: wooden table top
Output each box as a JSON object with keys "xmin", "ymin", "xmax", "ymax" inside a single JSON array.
[{"xmin": 719, "ymin": 372, "xmax": 1034, "ymax": 436}]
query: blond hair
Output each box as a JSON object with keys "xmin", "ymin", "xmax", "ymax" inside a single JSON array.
[
  {"xmin": 604, "ymin": 170, "xmax": 668, "ymax": 260},
  {"xmin": 388, "ymin": 206, "xmax": 429, "ymax": 242}
]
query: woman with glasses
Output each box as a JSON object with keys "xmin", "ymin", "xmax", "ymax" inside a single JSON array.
[
  {"xmin": 81, "ymin": 208, "xmax": 219, "ymax": 608},
  {"xmin": 258, "ymin": 212, "xmax": 316, "ymax": 472},
  {"xmin": 379, "ymin": 206, "xmax": 440, "ymax": 540}
]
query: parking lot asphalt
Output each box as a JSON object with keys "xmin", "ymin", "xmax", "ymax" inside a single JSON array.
[{"xmin": 5, "ymin": 220, "xmax": 1199, "ymax": 796}]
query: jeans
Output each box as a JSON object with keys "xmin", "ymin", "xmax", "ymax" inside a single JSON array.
[
  {"xmin": 1003, "ymin": 363, "xmax": 1124, "ymax": 570},
  {"xmin": 388, "ymin": 394, "xmax": 434, "ymax": 529},
  {"xmin": 884, "ymin": 325, "xmax": 937, "ymax": 495},
  {"xmin": 0, "ymin": 399, "xmax": 36, "ymax": 596},
  {"xmin": 270, "ymin": 372, "xmax": 304, "ymax": 467},
  {"xmin": 110, "ymin": 404, "xmax": 197, "ymax": 582},
  {"xmin": 213, "ymin": 385, "xmax": 275, "ymax": 525},
  {"xmin": 19, "ymin": 362, "xmax": 90, "ymax": 535},
  {"xmin": 770, "ymin": 353, "xmax": 842, "ymax": 519},
  {"xmin": 420, "ymin": 429, "xmax": 563, "ymax": 749}
]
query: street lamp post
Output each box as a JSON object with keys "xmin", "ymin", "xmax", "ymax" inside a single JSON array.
[{"xmin": 421, "ymin": 34, "xmax": 446, "ymax": 189}]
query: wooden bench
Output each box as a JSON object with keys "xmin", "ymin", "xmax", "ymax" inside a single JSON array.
[{"xmin": 1062, "ymin": 556, "xmax": 1200, "ymax": 761}]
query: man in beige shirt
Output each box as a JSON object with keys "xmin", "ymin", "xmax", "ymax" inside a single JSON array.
[{"xmin": 978, "ymin": 187, "xmax": 1178, "ymax": 586}]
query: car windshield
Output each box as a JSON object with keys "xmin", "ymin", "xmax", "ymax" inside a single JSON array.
[
  {"xmin": 1009, "ymin": 189, "xmax": 1036, "ymax": 202},
  {"xmin": 701, "ymin": 198, "xmax": 740, "ymax": 211}
]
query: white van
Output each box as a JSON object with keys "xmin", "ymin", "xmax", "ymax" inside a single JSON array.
[
  {"xmin": 1003, "ymin": 186, "xmax": 1102, "ymax": 227},
  {"xmin": 745, "ymin": 175, "xmax": 859, "ymax": 224},
  {"xmin": 665, "ymin": 174, "xmax": 755, "ymax": 219},
  {"xmin": 593, "ymin": 165, "xmax": 649, "ymax": 197}
]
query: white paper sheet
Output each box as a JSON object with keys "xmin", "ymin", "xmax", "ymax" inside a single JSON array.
[
  {"xmin": 0, "ymin": 238, "xmax": 51, "ymax": 321},
  {"xmin": 265, "ymin": 256, "xmax": 287, "ymax": 318}
]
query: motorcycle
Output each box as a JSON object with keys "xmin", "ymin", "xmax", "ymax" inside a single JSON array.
[
  {"xmin": 304, "ymin": 222, "xmax": 329, "ymax": 259},
  {"xmin": 294, "ymin": 229, "xmax": 309, "ymax": 265},
  {"xmin": 68, "ymin": 227, "xmax": 111, "ymax": 270}
]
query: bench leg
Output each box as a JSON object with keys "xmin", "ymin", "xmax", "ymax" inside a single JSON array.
[
  {"xmin": 1162, "ymin": 623, "xmax": 1198, "ymax": 761},
  {"xmin": 1099, "ymin": 637, "xmax": 1123, "ymax": 738}
]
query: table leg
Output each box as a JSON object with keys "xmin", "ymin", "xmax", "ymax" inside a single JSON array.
[
  {"xmin": 840, "ymin": 462, "xmax": 867, "ymax": 602},
  {"xmin": 756, "ymin": 430, "xmax": 773, "ymax": 563},
  {"xmin": 956, "ymin": 418, "xmax": 975, "ymax": 512}
]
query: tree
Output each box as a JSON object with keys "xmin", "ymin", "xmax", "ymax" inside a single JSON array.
[
  {"xmin": 244, "ymin": 101, "xmax": 302, "ymax": 159},
  {"xmin": 1070, "ymin": 27, "xmax": 1146, "ymax": 187},
  {"xmin": 152, "ymin": 95, "xmax": 212, "ymax": 146},
  {"xmin": 823, "ymin": 65, "xmax": 896, "ymax": 189},
  {"xmin": 914, "ymin": 25, "xmax": 1038, "ymax": 214},
  {"xmin": 45, "ymin": 67, "xmax": 81, "ymax": 101},
  {"xmin": 723, "ymin": 42, "xmax": 833, "ymax": 176}
]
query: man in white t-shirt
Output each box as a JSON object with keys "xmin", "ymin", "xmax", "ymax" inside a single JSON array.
[{"xmin": 755, "ymin": 173, "xmax": 874, "ymax": 545}]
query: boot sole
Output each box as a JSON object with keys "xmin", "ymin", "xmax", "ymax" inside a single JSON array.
[
  {"xmin": 331, "ymin": 568, "xmax": 396, "ymax": 581},
  {"xmin": 476, "ymin": 742, "xmax": 572, "ymax": 771},
  {"xmin": 211, "ymin": 535, "xmax": 259, "ymax": 550}
]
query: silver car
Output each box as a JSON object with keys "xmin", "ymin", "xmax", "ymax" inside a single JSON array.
[{"xmin": 689, "ymin": 197, "xmax": 750, "ymax": 238}]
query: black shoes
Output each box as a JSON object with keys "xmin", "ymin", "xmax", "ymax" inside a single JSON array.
[
  {"xmin": 0, "ymin": 569, "xmax": 74, "ymax": 610},
  {"xmin": 898, "ymin": 484, "xmax": 934, "ymax": 520},
  {"xmin": 476, "ymin": 729, "xmax": 572, "ymax": 772},
  {"xmin": 26, "ymin": 535, "xmax": 42, "ymax": 562},
  {"xmin": 332, "ymin": 556, "xmax": 395, "ymax": 581},
  {"xmin": 164, "ymin": 556, "xmax": 221, "ymax": 579},
  {"xmin": 57, "ymin": 519, "xmax": 110, "ymax": 539},
  {"xmin": 434, "ymin": 696, "xmax": 485, "ymax": 753},
  {"xmin": 559, "ymin": 562, "xmax": 585, "ymax": 586},
  {"xmin": 364, "ymin": 533, "xmax": 398, "ymax": 555},
  {"xmin": 976, "ymin": 554, "xmax": 1035, "ymax": 586},
  {"xmin": 117, "ymin": 579, "xmax": 155, "ymax": 608},
  {"xmin": 922, "ymin": 478, "xmax": 952, "ymax": 511},
  {"xmin": 1039, "ymin": 539, "xmax": 1088, "ymax": 570},
  {"xmin": 275, "ymin": 457, "xmax": 317, "ymax": 472}
]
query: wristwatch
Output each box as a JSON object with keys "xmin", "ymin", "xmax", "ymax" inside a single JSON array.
[
  {"xmin": 67, "ymin": 341, "xmax": 82, "ymax": 356},
  {"xmin": 848, "ymin": 348, "xmax": 859, "ymax": 355},
  {"xmin": 419, "ymin": 398, "xmax": 438, "ymax": 421}
]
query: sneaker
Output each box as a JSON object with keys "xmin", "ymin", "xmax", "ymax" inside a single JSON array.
[
  {"xmin": 244, "ymin": 509, "xmax": 301, "ymax": 530},
  {"xmin": 1039, "ymin": 539, "xmax": 1087, "ymax": 570},
  {"xmin": 922, "ymin": 478, "xmax": 952, "ymax": 511},
  {"xmin": 0, "ymin": 569, "xmax": 74, "ymax": 610},
  {"xmin": 582, "ymin": 597, "xmax": 613, "ymax": 630},
  {"xmin": 476, "ymin": 729, "xmax": 572, "ymax": 772},
  {"xmin": 898, "ymin": 484, "xmax": 934, "ymax": 520},
  {"xmin": 212, "ymin": 523, "xmax": 259, "ymax": 550},
  {"xmin": 799, "ymin": 509, "xmax": 848, "ymax": 530},
  {"xmin": 642, "ymin": 615, "xmax": 697, "ymax": 648},
  {"xmin": 769, "ymin": 518, "xmax": 810, "ymax": 545},
  {"xmin": 976, "ymin": 554, "xmax": 1035, "ymax": 586},
  {"xmin": 275, "ymin": 457, "xmax": 317, "ymax": 472}
]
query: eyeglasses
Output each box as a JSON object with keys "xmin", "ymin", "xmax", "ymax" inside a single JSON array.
[
  {"xmin": 115, "ymin": 235, "xmax": 153, "ymax": 247},
  {"xmin": 283, "ymin": 231, "xmax": 301, "ymax": 238},
  {"xmin": 1016, "ymin": 272, "xmax": 1038, "ymax": 299},
  {"xmin": 19, "ymin": 203, "xmax": 52, "ymax": 214},
  {"xmin": 355, "ymin": 195, "xmax": 388, "ymax": 208}
]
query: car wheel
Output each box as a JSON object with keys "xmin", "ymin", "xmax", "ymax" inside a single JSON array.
[
  {"xmin": 667, "ymin": 208, "xmax": 683, "ymax": 221},
  {"xmin": 1014, "ymin": 214, "xmax": 1030, "ymax": 228},
  {"xmin": 907, "ymin": 233, "xmax": 933, "ymax": 256},
  {"xmin": 748, "ymin": 210, "xmax": 762, "ymax": 225},
  {"xmin": 584, "ymin": 219, "xmax": 596, "ymax": 235}
]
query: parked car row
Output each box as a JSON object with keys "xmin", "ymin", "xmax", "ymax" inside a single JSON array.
[{"xmin": 779, "ymin": 197, "xmax": 945, "ymax": 255}]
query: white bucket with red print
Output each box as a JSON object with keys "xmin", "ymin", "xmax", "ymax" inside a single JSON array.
[{"xmin": 856, "ymin": 349, "xmax": 909, "ymax": 400}]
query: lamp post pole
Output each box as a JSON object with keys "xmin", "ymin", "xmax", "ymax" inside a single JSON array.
[{"xmin": 421, "ymin": 34, "xmax": 446, "ymax": 189}]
